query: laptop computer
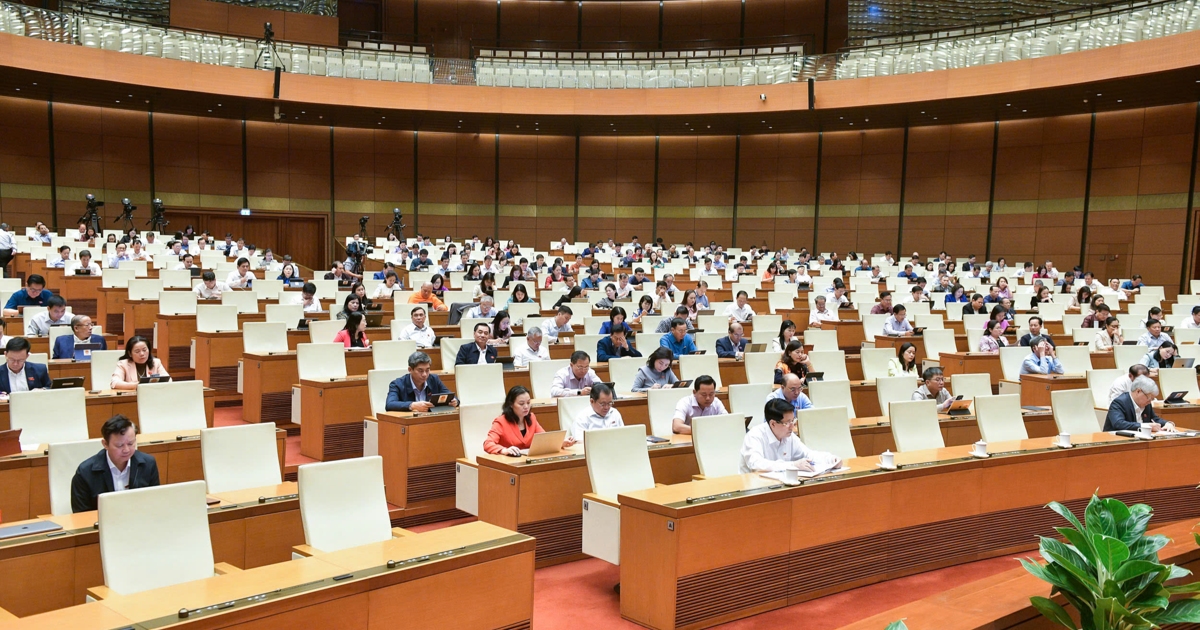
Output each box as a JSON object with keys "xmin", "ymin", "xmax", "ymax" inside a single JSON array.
[
  {"xmin": 1177, "ymin": 358, "xmax": 1195, "ymax": 369},
  {"xmin": 189, "ymin": 267, "xmax": 202, "ymax": 277},
  {"xmin": 520, "ymin": 430, "xmax": 568, "ymax": 457},
  {"xmin": 297, "ymin": 318, "xmax": 311, "ymax": 331},
  {"xmin": 72, "ymin": 342, "xmax": 100, "ymax": 362},
  {"xmin": 138, "ymin": 375, "xmax": 171, "ymax": 384},
  {"xmin": 0, "ymin": 519, "xmax": 63, "ymax": 541},
  {"xmin": 946, "ymin": 396, "xmax": 972, "ymax": 416},
  {"xmin": 747, "ymin": 343, "xmax": 768, "ymax": 353},
  {"xmin": 1164, "ymin": 391, "xmax": 1188, "ymax": 405},
  {"xmin": 51, "ymin": 377, "xmax": 84, "ymax": 389},
  {"xmin": 364, "ymin": 312, "xmax": 386, "ymax": 328}
]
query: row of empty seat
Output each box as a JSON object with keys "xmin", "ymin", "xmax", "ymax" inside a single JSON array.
[{"xmin": 476, "ymin": 62, "xmax": 796, "ymax": 88}]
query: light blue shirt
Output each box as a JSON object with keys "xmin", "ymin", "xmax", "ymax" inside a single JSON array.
[
  {"xmin": 1020, "ymin": 354, "xmax": 1064, "ymax": 376},
  {"xmin": 883, "ymin": 316, "xmax": 912, "ymax": 336},
  {"xmin": 767, "ymin": 387, "xmax": 814, "ymax": 412},
  {"xmin": 659, "ymin": 333, "xmax": 698, "ymax": 359},
  {"xmin": 1137, "ymin": 331, "xmax": 1172, "ymax": 350}
]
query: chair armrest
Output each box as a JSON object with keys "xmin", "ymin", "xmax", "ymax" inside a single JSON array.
[
  {"xmin": 87, "ymin": 585, "xmax": 117, "ymax": 601},
  {"xmin": 583, "ymin": 492, "xmax": 620, "ymax": 508},
  {"xmin": 455, "ymin": 457, "xmax": 477, "ymax": 469},
  {"xmin": 391, "ymin": 527, "xmax": 413, "ymax": 538},
  {"xmin": 292, "ymin": 544, "xmax": 320, "ymax": 557},
  {"xmin": 214, "ymin": 562, "xmax": 243, "ymax": 575}
]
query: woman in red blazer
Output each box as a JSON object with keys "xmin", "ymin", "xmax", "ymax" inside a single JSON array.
[
  {"xmin": 484, "ymin": 386, "xmax": 575, "ymax": 456},
  {"xmin": 333, "ymin": 312, "xmax": 370, "ymax": 348}
]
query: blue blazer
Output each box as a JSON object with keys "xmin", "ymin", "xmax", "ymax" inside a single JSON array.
[
  {"xmin": 51, "ymin": 334, "xmax": 107, "ymax": 360},
  {"xmin": 1103, "ymin": 392, "xmax": 1162, "ymax": 431},
  {"xmin": 715, "ymin": 336, "xmax": 748, "ymax": 359},
  {"xmin": 0, "ymin": 361, "xmax": 51, "ymax": 393},
  {"xmin": 597, "ymin": 336, "xmax": 642, "ymax": 363},
  {"xmin": 455, "ymin": 343, "xmax": 498, "ymax": 366},
  {"xmin": 385, "ymin": 373, "xmax": 455, "ymax": 412}
]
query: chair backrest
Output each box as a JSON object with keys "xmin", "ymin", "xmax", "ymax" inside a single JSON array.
[
  {"xmin": 803, "ymin": 328, "xmax": 839, "ymax": 352},
  {"xmin": 1158, "ymin": 367, "xmax": 1200, "ymax": 400},
  {"xmin": 679, "ymin": 353, "xmax": 721, "ymax": 388},
  {"xmin": 974, "ymin": 394, "xmax": 1029, "ymax": 442},
  {"xmin": 888, "ymin": 399, "xmax": 944, "ymax": 452},
  {"xmin": 1056, "ymin": 345, "xmax": 1093, "ymax": 374},
  {"xmin": 158, "ymin": 290, "xmax": 197, "ymax": 315},
  {"xmin": 297, "ymin": 342, "xmax": 348, "ymax": 380},
  {"xmin": 795, "ymin": 406, "xmax": 858, "ymax": 461},
  {"xmin": 876, "ymin": 376, "xmax": 918, "ymax": 417},
  {"xmin": 90, "ymin": 349, "xmax": 124, "ymax": 390},
  {"xmin": 307, "ymin": 319, "xmax": 343, "ymax": 344},
  {"xmin": 572, "ymin": 334, "xmax": 606, "ymax": 361},
  {"xmin": 371, "ymin": 340, "xmax": 417, "ymax": 370},
  {"xmin": 950, "ymin": 372, "xmax": 993, "ymax": 413},
  {"xmin": 694, "ymin": 332, "xmax": 722, "ymax": 356},
  {"xmin": 196, "ymin": 304, "xmax": 238, "ymax": 333},
  {"xmin": 808, "ymin": 350, "xmax": 848, "ymax": 381},
  {"xmin": 922, "ymin": 329, "xmax": 957, "ymax": 359},
  {"xmin": 742, "ymin": 351, "xmax": 776, "ymax": 384},
  {"xmin": 728, "ymin": 383, "xmax": 773, "ymax": 428},
  {"xmin": 137, "ymin": 380, "xmax": 207, "ymax": 433},
  {"xmin": 48, "ymin": 438, "xmax": 102, "ymax": 516},
  {"xmin": 808, "ymin": 379, "xmax": 857, "ymax": 419},
  {"xmin": 608, "ymin": 356, "xmax": 643, "ymax": 396},
  {"xmin": 98, "ymin": 480, "xmax": 213, "ymax": 595},
  {"xmin": 242, "ymin": 322, "xmax": 288, "ymax": 355},
  {"xmin": 265, "ymin": 303, "xmax": 304, "ymax": 329},
  {"xmin": 1114, "ymin": 344, "xmax": 1147, "ymax": 371},
  {"xmin": 1051, "ymin": 389, "xmax": 1102, "ymax": 435},
  {"xmin": 583, "ymin": 424, "xmax": 655, "ymax": 500},
  {"xmin": 646, "ymin": 387, "xmax": 692, "ymax": 438},
  {"xmin": 691, "ymin": 413, "xmax": 746, "ymax": 478},
  {"xmin": 200, "ymin": 422, "xmax": 283, "ymax": 493},
  {"xmin": 454, "ymin": 363, "xmax": 507, "ymax": 405},
  {"xmin": 10, "ymin": 388, "xmax": 88, "ymax": 445},
  {"xmin": 999, "ymin": 346, "xmax": 1028, "ymax": 381},
  {"xmin": 529, "ymin": 359, "xmax": 570, "ymax": 400},
  {"xmin": 100, "ymin": 268, "xmax": 136, "ymax": 287},
  {"xmin": 1087, "ymin": 368, "xmax": 1124, "ymax": 409},
  {"xmin": 298, "ymin": 456, "xmax": 392, "ymax": 553},
  {"xmin": 557, "ymin": 395, "xmax": 593, "ymax": 438},
  {"xmin": 366, "ymin": 368, "xmax": 409, "ymax": 416},
  {"xmin": 440, "ymin": 337, "xmax": 472, "ymax": 370},
  {"xmin": 460, "ymin": 402, "xmax": 502, "ymax": 464},
  {"xmin": 860, "ymin": 347, "xmax": 896, "ymax": 381},
  {"xmin": 127, "ymin": 278, "xmax": 164, "ymax": 300},
  {"xmin": 221, "ymin": 290, "xmax": 259, "ymax": 314}
]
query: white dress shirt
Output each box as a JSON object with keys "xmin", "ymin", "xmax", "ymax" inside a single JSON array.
[
  {"xmin": 194, "ymin": 282, "xmax": 230, "ymax": 299},
  {"xmin": 1109, "ymin": 375, "xmax": 1134, "ymax": 404},
  {"xmin": 397, "ymin": 323, "xmax": 436, "ymax": 348},
  {"xmin": 107, "ymin": 452, "xmax": 131, "ymax": 492},
  {"xmin": 225, "ymin": 270, "xmax": 255, "ymax": 289},
  {"xmin": 550, "ymin": 366, "xmax": 600, "ymax": 397},
  {"xmin": 26, "ymin": 311, "xmax": 70, "ymax": 336},
  {"xmin": 467, "ymin": 306, "xmax": 495, "ymax": 320},
  {"xmin": 372, "ymin": 283, "xmax": 400, "ymax": 299},
  {"xmin": 476, "ymin": 343, "xmax": 490, "ymax": 364},
  {"xmin": 71, "ymin": 261, "xmax": 103, "ymax": 276},
  {"xmin": 672, "ymin": 395, "xmax": 728, "ymax": 427},
  {"xmin": 540, "ymin": 319, "xmax": 573, "ymax": 343},
  {"xmin": 290, "ymin": 294, "xmax": 323, "ymax": 313},
  {"xmin": 883, "ymin": 316, "xmax": 913, "ymax": 336},
  {"xmin": 0, "ymin": 229, "xmax": 14, "ymax": 250},
  {"xmin": 571, "ymin": 407, "xmax": 625, "ymax": 442},
  {"xmin": 7, "ymin": 365, "xmax": 28, "ymax": 394},
  {"xmin": 739, "ymin": 422, "xmax": 838, "ymax": 473},
  {"xmin": 513, "ymin": 342, "xmax": 550, "ymax": 367},
  {"xmin": 724, "ymin": 303, "xmax": 756, "ymax": 322},
  {"xmin": 809, "ymin": 308, "xmax": 838, "ymax": 326}
]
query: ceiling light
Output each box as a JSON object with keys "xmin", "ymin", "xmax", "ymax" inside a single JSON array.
[
  {"xmin": 301, "ymin": 111, "xmax": 306, "ymax": 114},
  {"xmin": 31, "ymin": 82, "xmax": 35, "ymax": 86},
  {"xmin": 849, "ymin": 122, "xmax": 854, "ymax": 125},
  {"xmin": 1022, "ymin": 109, "xmax": 1027, "ymax": 113},
  {"xmin": 1006, "ymin": 103, "xmax": 1011, "ymax": 106},
  {"xmin": 1117, "ymin": 99, "xmax": 1123, "ymax": 103}
]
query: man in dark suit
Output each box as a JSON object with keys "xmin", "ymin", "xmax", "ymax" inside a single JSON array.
[
  {"xmin": 385, "ymin": 351, "xmax": 458, "ymax": 412},
  {"xmin": 70, "ymin": 415, "xmax": 160, "ymax": 513},
  {"xmin": 716, "ymin": 322, "xmax": 749, "ymax": 359},
  {"xmin": 596, "ymin": 328, "xmax": 642, "ymax": 363},
  {"xmin": 455, "ymin": 322, "xmax": 498, "ymax": 366},
  {"xmin": 51, "ymin": 315, "xmax": 108, "ymax": 360},
  {"xmin": 1104, "ymin": 375, "xmax": 1174, "ymax": 432},
  {"xmin": 0, "ymin": 337, "xmax": 51, "ymax": 394},
  {"xmin": 960, "ymin": 254, "xmax": 976, "ymax": 272}
]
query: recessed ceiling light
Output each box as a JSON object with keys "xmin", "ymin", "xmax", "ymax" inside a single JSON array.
[
  {"xmin": 865, "ymin": 118, "xmax": 869, "ymax": 122},
  {"xmin": 1096, "ymin": 93, "xmax": 1102, "ymax": 96},
  {"xmin": 14, "ymin": 88, "xmax": 18, "ymax": 91},
  {"xmin": 1022, "ymin": 109, "xmax": 1027, "ymax": 113},
  {"xmin": 301, "ymin": 111, "xmax": 305, "ymax": 114},
  {"xmin": 849, "ymin": 122, "xmax": 854, "ymax": 125},
  {"xmin": 31, "ymin": 83, "xmax": 35, "ymax": 86},
  {"xmin": 115, "ymin": 100, "xmax": 119, "ymax": 103},
  {"xmin": 920, "ymin": 111, "xmax": 925, "ymax": 114},
  {"xmin": 1006, "ymin": 103, "xmax": 1011, "ymax": 106},
  {"xmin": 1117, "ymin": 99, "xmax": 1123, "ymax": 103},
  {"xmin": 217, "ymin": 104, "xmax": 222, "ymax": 107},
  {"xmin": 208, "ymin": 109, "xmax": 212, "ymax": 112},
  {"xmin": 933, "ymin": 117, "xmax": 938, "ymax": 120}
]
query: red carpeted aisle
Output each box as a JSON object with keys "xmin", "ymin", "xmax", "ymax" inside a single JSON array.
[{"xmin": 215, "ymin": 405, "xmax": 1022, "ymax": 628}]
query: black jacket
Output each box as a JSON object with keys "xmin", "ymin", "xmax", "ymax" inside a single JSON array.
[
  {"xmin": 70, "ymin": 449, "xmax": 160, "ymax": 513},
  {"xmin": 455, "ymin": 342, "xmax": 498, "ymax": 366},
  {"xmin": 1103, "ymin": 392, "xmax": 1162, "ymax": 432}
]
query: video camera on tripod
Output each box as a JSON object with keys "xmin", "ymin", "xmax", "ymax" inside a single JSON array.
[
  {"xmin": 78, "ymin": 194, "xmax": 104, "ymax": 233},
  {"xmin": 114, "ymin": 198, "xmax": 137, "ymax": 231},
  {"xmin": 386, "ymin": 208, "xmax": 407, "ymax": 242},
  {"xmin": 147, "ymin": 199, "xmax": 169, "ymax": 232}
]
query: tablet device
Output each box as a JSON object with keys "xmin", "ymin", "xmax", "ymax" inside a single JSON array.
[
  {"xmin": 297, "ymin": 318, "xmax": 310, "ymax": 330},
  {"xmin": 364, "ymin": 312, "xmax": 386, "ymax": 328},
  {"xmin": 419, "ymin": 392, "xmax": 456, "ymax": 414},
  {"xmin": 673, "ymin": 380, "xmax": 693, "ymax": 389},
  {"xmin": 805, "ymin": 371, "xmax": 824, "ymax": 384},
  {"xmin": 51, "ymin": 377, "xmax": 84, "ymax": 389},
  {"xmin": 190, "ymin": 267, "xmax": 202, "ymax": 277},
  {"xmin": 73, "ymin": 268, "xmax": 92, "ymax": 276},
  {"xmin": 1177, "ymin": 358, "xmax": 1195, "ymax": 369},
  {"xmin": 747, "ymin": 343, "xmax": 768, "ymax": 353},
  {"xmin": 497, "ymin": 355, "xmax": 517, "ymax": 371},
  {"xmin": 1164, "ymin": 391, "xmax": 1188, "ymax": 405},
  {"xmin": 520, "ymin": 429, "xmax": 567, "ymax": 457},
  {"xmin": 946, "ymin": 396, "xmax": 973, "ymax": 416},
  {"xmin": 72, "ymin": 342, "xmax": 100, "ymax": 362},
  {"xmin": 911, "ymin": 327, "xmax": 925, "ymax": 336},
  {"xmin": 691, "ymin": 350, "xmax": 706, "ymax": 355},
  {"xmin": 138, "ymin": 375, "xmax": 171, "ymax": 384}
]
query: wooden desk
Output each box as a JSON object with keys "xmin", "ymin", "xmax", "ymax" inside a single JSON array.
[
  {"xmin": 4, "ymin": 521, "xmax": 533, "ymax": 630},
  {"xmin": 57, "ymin": 275, "xmax": 103, "ymax": 320},
  {"xmin": 0, "ymin": 388, "xmax": 216, "ymax": 438},
  {"xmin": 120, "ymin": 297, "xmax": 161, "ymax": 343},
  {"xmin": 478, "ymin": 435, "xmax": 698, "ymax": 567},
  {"xmin": 0, "ymin": 482, "xmax": 300, "ymax": 617},
  {"xmin": 1020, "ymin": 373, "xmax": 1087, "ymax": 407},
  {"xmin": 847, "ymin": 410, "xmax": 1057, "ymax": 456},
  {"xmin": 375, "ymin": 410, "xmax": 470, "ymax": 526},
  {"xmin": 824, "ymin": 318, "xmax": 864, "ymax": 350},
  {"xmin": 44, "ymin": 360, "xmax": 91, "ymax": 390},
  {"xmin": 241, "ymin": 348, "xmax": 374, "ymax": 425},
  {"xmin": 95, "ymin": 287, "xmax": 127, "ymax": 339},
  {"xmin": 618, "ymin": 432, "xmax": 1200, "ymax": 630},
  {"xmin": 300, "ymin": 376, "xmax": 373, "ymax": 461},
  {"xmin": 0, "ymin": 426, "xmax": 284, "ymax": 523},
  {"xmin": 26, "ymin": 334, "xmax": 117, "ymax": 364},
  {"xmin": 940, "ymin": 351, "xmax": 1004, "ymax": 386},
  {"xmin": 194, "ymin": 330, "xmax": 243, "ymax": 400}
]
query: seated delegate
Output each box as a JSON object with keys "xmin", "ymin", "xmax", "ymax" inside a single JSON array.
[
  {"xmin": 1018, "ymin": 336, "xmax": 1064, "ymax": 376},
  {"xmin": 671, "ymin": 375, "xmax": 727, "ymax": 435},
  {"xmin": 4, "ymin": 274, "xmax": 53, "ymax": 317},
  {"xmin": 570, "ymin": 383, "xmax": 624, "ymax": 443},
  {"xmin": 1104, "ymin": 375, "xmax": 1174, "ymax": 432},
  {"xmin": 596, "ymin": 327, "xmax": 641, "ymax": 363},
  {"xmin": 740, "ymin": 398, "xmax": 843, "ymax": 473},
  {"xmin": 384, "ymin": 351, "xmax": 458, "ymax": 412},
  {"xmin": 551, "ymin": 351, "xmax": 601, "ymax": 397},
  {"xmin": 110, "ymin": 335, "xmax": 168, "ymax": 390},
  {"xmin": 632, "ymin": 348, "xmax": 680, "ymax": 392},
  {"xmin": 51, "ymin": 314, "xmax": 106, "ymax": 359},
  {"xmin": 483, "ymin": 386, "xmax": 575, "ymax": 456},
  {"xmin": 0, "ymin": 337, "xmax": 51, "ymax": 394},
  {"xmin": 715, "ymin": 322, "xmax": 748, "ymax": 359},
  {"xmin": 70, "ymin": 414, "xmax": 160, "ymax": 513},
  {"xmin": 455, "ymin": 323, "xmax": 498, "ymax": 365}
]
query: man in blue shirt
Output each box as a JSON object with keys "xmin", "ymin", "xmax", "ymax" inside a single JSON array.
[
  {"xmin": 4, "ymin": 274, "xmax": 52, "ymax": 317},
  {"xmin": 1019, "ymin": 336, "xmax": 1064, "ymax": 376},
  {"xmin": 373, "ymin": 262, "xmax": 396, "ymax": 280},
  {"xmin": 659, "ymin": 318, "xmax": 698, "ymax": 359},
  {"xmin": 1120, "ymin": 275, "xmax": 1143, "ymax": 298},
  {"xmin": 410, "ymin": 249, "xmax": 432, "ymax": 270},
  {"xmin": 766, "ymin": 373, "xmax": 813, "ymax": 412}
]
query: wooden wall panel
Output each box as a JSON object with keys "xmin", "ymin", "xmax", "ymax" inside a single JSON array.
[
  {"xmin": 902, "ymin": 122, "xmax": 992, "ymax": 258},
  {"xmin": 0, "ymin": 97, "xmax": 51, "ymax": 229},
  {"xmin": 333, "ymin": 128, "xmax": 414, "ymax": 243},
  {"xmin": 578, "ymin": 136, "xmax": 617, "ymax": 244},
  {"xmin": 170, "ymin": 0, "xmax": 338, "ymax": 46},
  {"xmin": 855, "ymin": 128, "xmax": 903, "ymax": 256}
]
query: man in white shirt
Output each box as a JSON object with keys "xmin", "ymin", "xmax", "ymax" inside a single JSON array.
[
  {"xmin": 1181, "ymin": 305, "xmax": 1200, "ymax": 329},
  {"xmin": 513, "ymin": 326, "xmax": 551, "ymax": 367},
  {"xmin": 882, "ymin": 304, "xmax": 914, "ymax": 336},
  {"xmin": 71, "ymin": 250, "xmax": 102, "ymax": 277},
  {"xmin": 1109, "ymin": 364, "xmax": 1150, "ymax": 404},
  {"xmin": 614, "ymin": 273, "xmax": 634, "ymax": 299},
  {"xmin": 550, "ymin": 351, "xmax": 600, "ymax": 397},
  {"xmin": 396, "ymin": 307, "xmax": 436, "ymax": 348},
  {"xmin": 467, "ymin": 295, "xmax": 497, "ymax": 320},
  {"xmin": 700, "ymin": 259, "xmax": 719, "ymax": 276},
  {"xmin": 0, "ymin": 222, "xmax": 15, "ymax": 273},
  {"xmin": 672, "ymin": 376, "xmax": 727, "ymax": 435},
  {"xmin": 49, "ymin": 245, "xmax": 72, "ymax": 268},
  {"xmin": 724, "ymin": 291, "xmax": 756, "ymax": 322},
  {"xmin": 571, "ymin": 383, "xmax": 624, "ymax": 443},
  {"xmin": 291, "ymin": 282, "xmax": 323, "ymax": 314},
  {"xmin": 740, "ymin": 398, "xmax": 842, "ymax": 473},
  {"xmin": 225, "ymin": 258, "xmax": 255, "ymax": 289},
  {"xmin": 540, "ymin": 306, "xmax": 574, "ymax": 343},
  {"xmin": 108, "ymin": 243, "xmax": 130, "ymax": 268},
  {"xmin": 175, "ymin": 253, "xmax": 197, "ymax": 271},
  {"xmin": 26, "ymin": 295, "xmax": 70, "ymax": 336},
  {"xmin": 194, "ymin": 270, "xmax": 230, "ymax": 299},
  {"xmin": 808, "ymin": 296, "xmax": 838, "ymax": 328}
]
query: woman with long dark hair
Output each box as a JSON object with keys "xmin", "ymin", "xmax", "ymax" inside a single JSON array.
[{"xmin": 482, "ymin": 386, "xmax": 575, "ymax": 456}]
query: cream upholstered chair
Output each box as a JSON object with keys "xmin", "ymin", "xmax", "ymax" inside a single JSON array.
[
  {"xmin": 608, "ymin": 356, "xmax": 643, "ymax": 396},
  {"xmin": 679, "ymin": 353, "xmax": 722, "ymax": 388},
  {"xmin": 1056, "ymin": 345, "xmax": 1093, "ymax": 374},
  {"xmin": 974, "ymin": 394, "xmax": 1029, "ymax": 442},
  {"xmin": 265, "ymin": 303, "xmax": 304, "ymax": 329},
  {"xmin": 90, "ymin": 350, "xmax": 124, "ymax": 390},
  {"xmin": 728, "ymin": 382, "xmax": 773, "ymax": 428},
  {"xmin": 200, "ymin": 423, "xmax": 282, "ymax": 493},
  {"xmin": 808, "ymin": 379, "xmax": 858, "ymax": 418},
  {"xmin": 26, "ymin": 352, "xmax": 48, "ymax": 366},
  {"xmin": 440, "ymin": 337, "xmax": 472, "ymax": 370},
  {"xmin": 999, "ymin": 346, "xmax": 1028, "ymax": 395},
  {"xmin": 196, "ymin": 304, "xmax": 238, "ymax": 333},
  {"xmin": 10, "ymin": 388, "xmax": 88, "ymax": 445},
  {"xmin": 455, "ymin": 363, "xmax": 507, "ymax": 405},
  {"xmin": 1052, "ymin": 389, "xmax": 1102, "ymax": 436},
  {"xmin": 97, "ymin": 480, "xmax": 215, "ymax": 595},
  {"xmin": 157, "ymin": 269, "xmax": 193, "ymax": 289},
  {"xmin": 158, "ymin": 290, "xmax": 197, "ymax": 315},
  {"xmin": 1113, "ymin": 345, "xmax": 1146, "ymax": 371},
  {"xmin": 691, "ymin": 413, "xmax": 745, "ymax": 478},
  {"xmin": 808, "ymin": 350, "xmax": 849, "ymax": 381},
  {"xmin": 529, "ymin": 359, "xmax": 570, "ymax": 400},
  {"xmin": 582, "ymin": 424, "xmax": 655, "ymax": 565},
  {"xmin": 557, "ymin": 395, "xmax": 593, "ymax": 439},
  {"xmin": 242, "ymin": 322, "xmax": 288, "ymax": 355},
  {"xmin": 804, "ymin": 328, "xmax": 838, "ymax": 351},
  {"xmin": 366, "ymin": 368, "xmax": 407, "ymax": 416},
  {"xmin": 297, "ymin": 343, "xmax": 347, "ymax": 381},
  {"xmin": 307, "ymin": 319, "xmax": 342, "ymax": 344},
  {"xmin": 456, "ymin": 402, "xmax": 502, "ymax": 516},
  {"xmin": 573, "ymin": 334, "xmax": 606, "ymax": 360},
  {"xmin": 371, "ymin": 340, "xmax": 417, "ymax": 370},
  {"xmin": 921, "ymin": 329, "xmax": 957, "ymax": 369},
  {"xmin": 876, "ymin": 376, "xmax": 918, "ymax": 415},
  {"xmin": 48, "ymin": 438, "xmax": 101, "ymax": 516},
  {"xmin": 796, "ymin": 406, "xmax": 857, "ymax": 461},
  {"xmin": 693, "ymin": 332, "xmax": 722, "ymax": 356},
  {"xmin": 860, "ymin": 347, "xmax": 895, "ymax": 381},
  {"xmin": 888, "ymin": 399, "xmax": 944, "ymax": 452},
  {"xmin": 1159, "ymin": 367, "xmax": 1199, "ymax": 400},
  {"xmin": 1087, "ymin": 368, "xmax": 1124, "ymax": 410},
  {"xmin": 126, "ymin": 278, "xmax": 163, "ymax": 300},
  {"xmin": 137, "ymin": 380, "xmax": 206, "ymax": 434},
  {"xmin": 298, "ymin": 456, "xmax": 392, "ymax": 553},
  {"xmin": 950, "ymin": 372, "xmax": 993, "ymax": 414},
  {"xmin": 754, "ymin": 314, "xmax": 782, "ymax": 335},
  {"xmin": 743, "ymin": 351, "xmax": 777, "ymax": 384},
  {"xmin": 221, "ymin": 290, "xmax": 259, "ymax": 314},
  {"xmin": 647, "ymin": 387, "xmax": 692, "ymax": 438}
]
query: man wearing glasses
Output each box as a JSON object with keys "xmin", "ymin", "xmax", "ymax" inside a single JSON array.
[
  {"xmin": 912, "ymin": 366, "xmax": 955, "ymax": 413},
  {"xmin": 765, "ymin": 373, "xmax": 814, "ymax": 412},
  {"xmin": 570, "ymin": 383, "xmax": 624, "ymax": 443},
  {"xmin": 740, "ymin": 398, "xmax": 842, "ymax": 473}
]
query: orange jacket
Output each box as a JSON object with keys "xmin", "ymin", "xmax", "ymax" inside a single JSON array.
[
  {"xmin": 407, "ymin": 292, "xmax": 447, "ymax": 311},
  {"xmin": 483, "ymin": 413, "xmax": 545, "ymax": 454}
]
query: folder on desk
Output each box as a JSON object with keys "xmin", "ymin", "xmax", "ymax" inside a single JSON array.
[{"xmin": 73, "ymin": 342, "xmax": 100, "ymax": 362}]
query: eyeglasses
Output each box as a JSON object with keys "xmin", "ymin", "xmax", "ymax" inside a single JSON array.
[{"xmin": 772, "ymin": 418, "xmax": 797, "ymax": 427}]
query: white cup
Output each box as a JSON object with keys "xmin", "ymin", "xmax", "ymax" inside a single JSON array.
[
  {"xmin": 1057, "ymin": 433, "xmax": 1072, "ymax": 448},
  {"xmin": 784, "ymin": 468, "xmax": 799, "ymax": 484},
  {"xmin": 880, "ymin": 450, "xmax": 895, "ymax": 468},
  {"xmin": 1140, "ymin": 425, "xmax": 1153, "ymax": 438},
  {"xmin": 973, "ymin": 440, "xmax": 988, "ymax": 456}
]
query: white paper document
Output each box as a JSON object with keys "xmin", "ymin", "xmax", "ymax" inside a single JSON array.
[{"xmin": 760, "ymin": 464, "xmax": 850, "ymax": 482}]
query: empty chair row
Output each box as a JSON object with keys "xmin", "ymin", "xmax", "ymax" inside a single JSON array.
[{"xmin": 476, "ymin": 64, "xmax": 794, "ymax": 88}]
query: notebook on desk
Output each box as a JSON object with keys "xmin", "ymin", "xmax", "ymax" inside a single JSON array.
[
  {"xmin": 520, "ymin": 430, "xmax": 567, "ymax": 457},
  {"xmin": 72, "ymin": 342, "xmax": 100, "ymax": 362}
]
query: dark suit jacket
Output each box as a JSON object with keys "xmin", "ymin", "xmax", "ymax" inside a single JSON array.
[
  {"xmin": 961, "ymin": 262, "xmax": 974, "ymax": 271},
  {"xmin": 596, "ymin": 336, "xmax": 642, "ymax": 363},
  {"xmin": 70, "ymin": 449, "xmax": 160, "ymax": 513},
  {"xmin": 385, "ymin": 373, "xmax": 455, "ymax": 411},
  {"xmin": 455, "ymin": 342, "xmax": 498, "ymax": 366},
  {"xmin": 1104, "ymin": 392, "xmax": 1162, "ymax": 432},
  {"xmin": 51, "ymin": 334, "xmax": 108, "ymax": 360},
  {"xmin": 0, "ymin": 361, "xmax": 51, "ymax": 393},
  {"xmin": 715, "ymin": 336, "xmax": 748, "ymax": 359}
]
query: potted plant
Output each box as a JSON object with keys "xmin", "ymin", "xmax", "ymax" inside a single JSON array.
[{"xmin": 1020, "ymin": 494, "xmax": 1200, "ymax": 628}]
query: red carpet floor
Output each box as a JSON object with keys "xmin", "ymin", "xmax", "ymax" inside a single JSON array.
[{"xmin": 213, "ymin": 405, "xmax": 1025, "ymax": 628}]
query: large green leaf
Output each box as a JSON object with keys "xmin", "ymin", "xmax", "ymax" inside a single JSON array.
[
  {"xmin": 1113, "ymin": 560, "xmax": 1167, "ymax": 585},
  {"xmin": 1030, "ymin": 596, "xmax": 1078, "ymax": 630},
  {"xmin": 1093, "ymin": 535, "xmax": 1131, "ymax": 573},
  {"xmin": 1041, "ymin": 539, "xmax": 1101, "ymax": 594},
  {"xmin": 1119, "ymin": 511, "xmax": 1154, "ymax": 547},
  {"xmin": 1167, "ymin": 565, "xmax": 1193, "ymax": 581},
  {"xmin": 1022, "ymin": 559, "xmax": 1084, "ymax": 594},
  {"xmin": 1165, "ymin": 581, "xmax": 1200, "ymax": 594},
  {"xmin": 1048, "ymin": 500, "xmax": 1086, "ymax": 532},
  {"xmin": 1129, "ymin": 593, "xmax": 1169, "ymax": 611},
  {"xmin": 1129, "ymin": 535, "xmax": 1170, "ymax": 560},
  {"xmin": 883, "ymin": 620, "xmax": 908, "ymax": 630},
  {"xmin": 1086, "ymin": 497, "xmax": 1118, "ymax": 538},
  {"xmin": 1099, "ymin": 498, "xmax": 1132, "ymax": 527},
  {"xmin": 1058, "ymin": 527, "xmax": 1098, "ymax": 566},
  {"xmin": 1144, "ymin": 598, "xmax": 1200, "ymax": 624}
]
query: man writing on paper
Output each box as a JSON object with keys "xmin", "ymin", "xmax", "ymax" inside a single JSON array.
[
  {"xmin": 739, "ymin": 398, "xmax": 843, "ymax": 473},
  {"xmin": 1104, "ymin": 375, "xmax": 1175, "ymax": 433}
]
